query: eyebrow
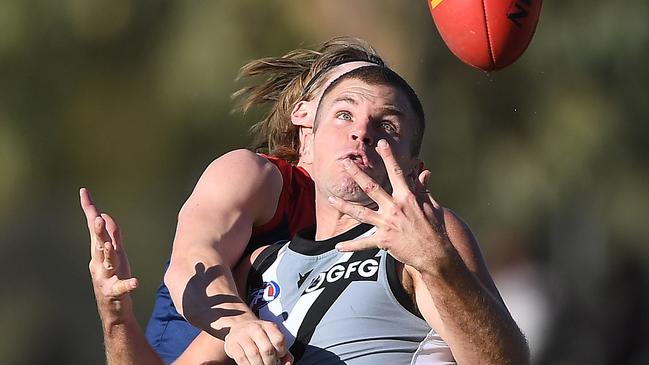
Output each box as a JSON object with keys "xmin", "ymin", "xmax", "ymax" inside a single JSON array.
[
  {"xmin": 331, "ymin": 95, "xmax": 358, "ymax": 106},
  {"xmin": 331, "ymin": 96, "xmax": 405, "ymax": 118},
  {"xmin": 380, "ymin": 106, "xmax": 404, "ymax": 118}
]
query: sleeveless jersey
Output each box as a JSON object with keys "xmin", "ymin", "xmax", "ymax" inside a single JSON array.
[
  {"xmin": 247, "ymin": 223, "xmax": 456, "ymax": 365},
  {"xmin": 145, "ymin": 154, "xmax": 315, "ymax": 364}
]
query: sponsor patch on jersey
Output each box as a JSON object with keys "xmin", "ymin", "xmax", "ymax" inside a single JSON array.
[
  {"xmin": 302, "ymin": 256, "xmax": 381, "ymax": 294},
  {"xmin": 297, "ymin": 269, "xmax": 312, "ymax": 288},
  {"xmin": 250, "ymin": 281, "xmax": 281, "ymax": 312}
]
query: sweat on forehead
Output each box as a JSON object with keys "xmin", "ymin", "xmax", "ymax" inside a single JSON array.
[{"xmin": 314, "ymin": 65, "xmax": 426, "ymax": 156}]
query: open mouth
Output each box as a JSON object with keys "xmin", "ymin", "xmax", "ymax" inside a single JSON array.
[{"xmin": 343, "ymin": 152, "xmax": 369, "ymax": 168}]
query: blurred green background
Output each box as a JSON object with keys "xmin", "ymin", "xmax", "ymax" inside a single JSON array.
[{"xmin": 0, "ymin": 1, "xmax": 647, "ymax": 364}]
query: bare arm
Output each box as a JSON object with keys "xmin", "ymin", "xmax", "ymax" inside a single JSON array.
[
  {"xmin": 164, "ymin": 149, "xmax": 295, "ymax": 365},
  {"xmin": 331, "ymin": 140, "xmax": 529, "ymax": 365},
  {"xmin": 84, "ymin": 148, "xmax": 293, "ymax": 365},
  {"xmin": 81, "ymin": 188, "xmax": 163, "ymax": 365},
  {"xmin": 83, "ymin": 188, "xmax": 238, "ymax": 365},
  {"xmin": 173, "ymin": 246, "xmax": 292, "ymax": 365},
  {"xmin": 164, "ymin": 149, "xmax": 283, "ymax": 336},
  {"xmin": 404, "ymin": 210, "xmax": 529, "ymax": 365}
]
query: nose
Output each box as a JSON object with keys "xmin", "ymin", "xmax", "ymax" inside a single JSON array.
[{"xmin": 351, "ymin": 122, "xmax": 374, "ymax": 147}]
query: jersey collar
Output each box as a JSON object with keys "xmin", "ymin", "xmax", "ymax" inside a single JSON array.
[{"xmin": 289, "ymin": 223, "xmax": 374, "ymax": 256}]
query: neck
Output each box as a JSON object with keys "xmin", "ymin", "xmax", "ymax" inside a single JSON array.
[
  {"xmin": 313, "ymin": 194, "xmax": 366, "ymax": 240},
  {"xmin": 296, "ymin": 159, "xmax": 312, "ymax": 177}
]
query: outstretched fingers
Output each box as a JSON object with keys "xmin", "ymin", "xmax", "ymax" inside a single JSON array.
[
  {"xmin": 103, "ymin": 241, "xmax": 116, "ymax": 272},
  {"xmin": 340, "ymin": 158, "xmax": 393, "ymax": 207},
  {"xmin": 376, "ymin": 139, "xmax": 411, "ymax": 195},
  {"xmin": 336, "ymin": 236, "xmax": 384, "ymax": 252},
  {"xmin": 111, "ymin": 278, "xmax": 139, "ymax": 298},
  {"xmin": 416, "ymin": 169, "xmax": 431, "ymax": 196},
  {"xmin": 101, "ymin": 213, "xmax": 122, "ymax": 250},
  {"xmin": 414, "ymin": 169, "xmax": 446, "ymax": 227},
  {"xmin": 328, "ymin": 195, "xmax": 382, "ymax": 226},
  {"xmin": 81, "ymin": 188, "xmax": 111, "ymax": 259},
  {"xmin": 89, "ymin": 216, "xmax": 107, "ymax": 262},
  {"xmin": 80, "ymin": 187, "xmax": 99, "ymax": 224},
  {"xmin": 103, "ymin": 239, "xmax": 138, "ymax": 297}
]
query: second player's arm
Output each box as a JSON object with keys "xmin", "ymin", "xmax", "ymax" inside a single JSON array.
[
  {"xmin": 172, "ymin": 245, "xmax": 292, "ymax": 365},
  {"xmin": 164, "ymin": 149, "xmax": 283, "ymax": 337}
]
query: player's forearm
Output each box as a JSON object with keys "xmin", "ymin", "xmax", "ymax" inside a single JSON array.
[
  {"xmin": 165, "ymin": 252, "xmax": 257, "ymax": 339},
  {"xmin": 420, "ymin": 248, "xmax": 529, "ymax": 365},
  {"xmin": 94, "ymin": 293, "xmax": 163, "ymax": 365},
  {"xmin": 165, "ymin": 251, "xmax": 238, "ymax": 313},
  {"xmin": 102, "ymin": 315, "xmax": 164, "ymax": 365}
]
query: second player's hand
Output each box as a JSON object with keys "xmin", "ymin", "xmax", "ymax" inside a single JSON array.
[
  {"xmin": 81, "ymin": 188, "xmax": 139, "ymax": 317},
  {"xmin": 224, "ymin": 318, "xmax": 293, "ymax": 365},
  {"xmin": 330, "ymin": 139, "xmax": 451, "ymax": 273}
]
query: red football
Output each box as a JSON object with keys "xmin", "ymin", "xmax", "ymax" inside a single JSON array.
[{"xmin": 428, "ymin": 0, "xmax": 543, "ymax": 71}]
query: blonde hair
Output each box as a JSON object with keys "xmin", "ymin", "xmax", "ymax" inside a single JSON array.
[{"xmin": 232, "ymin": 37, "xmax": 384, "ymax": 164}]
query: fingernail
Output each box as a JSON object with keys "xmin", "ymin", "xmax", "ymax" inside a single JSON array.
[
  {"xmin": 327, "ymin": 196, "xmax": 337, "ymax": 204},
  {"xmin": 377, "ymin": 139, "xmax": 388, "ymax": 149},
  {"xmin": 341, "ymin": 158, "xmax": 352, "ymax": 168},
  {"xmin": 335, "ymin": 243, "xmax": 346, "ymax": 251}
]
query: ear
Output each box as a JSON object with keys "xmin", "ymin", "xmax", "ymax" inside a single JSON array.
[
  {"xmin": 291, "ymin": 100, "xmax": 315, "ymax": 128},
  {"xmin": 299, "ymin": 128, "xmax": 314, "ymax": 164}
]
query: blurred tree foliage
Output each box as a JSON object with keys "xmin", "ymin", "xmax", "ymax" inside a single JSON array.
[{"xmin": 0, "ymin": 1, "xmax": 647, "ymax": 364}]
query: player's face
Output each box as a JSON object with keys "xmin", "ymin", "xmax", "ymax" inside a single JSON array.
[{"xmin": 310, "ymin": 78, "xmax": 419, "ymax": 205}]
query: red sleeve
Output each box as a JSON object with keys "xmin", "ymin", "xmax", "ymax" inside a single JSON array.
[{"xmin": 252, "ymin": 154, "xmax": 316, "ymax": 237}]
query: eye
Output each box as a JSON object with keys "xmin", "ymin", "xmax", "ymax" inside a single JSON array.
[
  {"xmin": 380, "ymin": 121, "xmax": 397, "ymax": 134},
  {"xmin": 336, "ymin": 111, "xmax": 352, "ymax": 121}
]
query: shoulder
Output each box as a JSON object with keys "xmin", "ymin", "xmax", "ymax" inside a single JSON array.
[
  {"xmin": 193, "ymin": 149, "xmax": 283, "ymax": 203},
  {"xmin": 441, "ymin": 208, "xmax": 483, "ymax": 274},
  {"xmin": 179, "ymin": 149, "xmax": 285, "ymax": 226},
  {"xmin": 203, "ymin": 149, "xmax": 281, "ymax": 184}
]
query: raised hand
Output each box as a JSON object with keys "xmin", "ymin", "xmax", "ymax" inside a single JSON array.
[
  {"xmin": 80, "ymin": 188, "xmax": 138, "ymax": 318},
  {"xmin": 329, "ymin": 139, "xmax": 451, "ymax": 272}
]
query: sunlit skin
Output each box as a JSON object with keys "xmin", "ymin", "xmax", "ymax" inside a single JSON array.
[
  {"xmin": 305, "ymin": 77, "xmax": 529, "ymax": 364},
  {"xmin": 306, "ymin": 78, "xmax": 422, "ymax": 239},
  {"xmin": 84, "ymin": 70, "xmax": 529, "ymax": 365}
]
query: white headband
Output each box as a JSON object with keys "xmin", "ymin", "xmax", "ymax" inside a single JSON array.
[{"xmin": 309, "ymin": 61, "xmax": 378, "ymax": 107}]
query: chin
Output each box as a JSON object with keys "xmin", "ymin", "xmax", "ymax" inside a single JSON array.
[{"xmin": 331, "ymin": 181, "xmax": 372, "ymax": 205}]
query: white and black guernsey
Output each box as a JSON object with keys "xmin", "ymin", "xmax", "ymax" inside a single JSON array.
[{"xmin": 246, "ymin": 223, "xmax": 456, "ymax": 365}]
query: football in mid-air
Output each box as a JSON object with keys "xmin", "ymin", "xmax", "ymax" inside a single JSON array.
[{"xmin": 428, "ymin": 0, "xmax": 543, "ymax": 71}]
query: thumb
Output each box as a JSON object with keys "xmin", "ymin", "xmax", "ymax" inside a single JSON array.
[
  {"xmin": 111, "ymin": 277, "xmax": 139, "ymax": 297},
  {"xmin": 335, "ymin": 237, "xmax": 380, "ymax": 252}
]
